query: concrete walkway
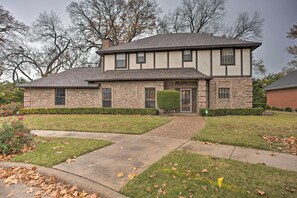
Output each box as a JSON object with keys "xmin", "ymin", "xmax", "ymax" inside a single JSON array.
[{"xmin": 179, "ymin": 141, "xmax": 297, "ymax": 172}]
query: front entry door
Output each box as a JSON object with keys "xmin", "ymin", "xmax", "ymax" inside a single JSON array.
[{"xmin": 180, "ymin": 89, "xmax": 192, "ymax": 113}]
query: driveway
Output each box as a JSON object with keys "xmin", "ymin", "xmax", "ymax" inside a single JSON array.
[{"xmin": 32, "ymin": 115, "xmax": 202, "ymax": 191}]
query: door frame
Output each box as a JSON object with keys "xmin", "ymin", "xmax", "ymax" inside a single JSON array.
[{"xmin": 180, "ymin": 88, "xmax": 192, "ymax": 113}]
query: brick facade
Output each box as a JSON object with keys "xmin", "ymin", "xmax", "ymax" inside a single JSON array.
[
  {"xmin": 24, "ymin": 78, "xmax": 252, "ymax": 110},
  {"xmin": 266, "ymin": 88, "xmax": 297, "ymax": 109},
  {"xmin": 209, "ymin": 77, "xmax": 253, "ymax": 108}
]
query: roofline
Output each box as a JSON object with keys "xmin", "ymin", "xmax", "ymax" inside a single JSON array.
[
  {"xmin": 17, "ymin": 85, "xmax": 100, "ymax": 89},
  {"xmin": 86, "ymin": 76, "xmax": 213, "ymax": 82},
  {"xmin": 264, "ymin": 85, "xmax": 297, "ymax": 91},
  {"xmin": 97, "ymin": 43, "xmax": 262, "ymax": 55}
]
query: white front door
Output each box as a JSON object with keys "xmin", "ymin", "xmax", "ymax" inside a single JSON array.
[{"xmin": 180, "ymin": 89, "xmax": 192, "ymax": 113}]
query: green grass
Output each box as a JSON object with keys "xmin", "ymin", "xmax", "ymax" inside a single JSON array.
[
  {"xmin": 12, "ymin": 137, "xmax": 111, "ymax": 167},
  {"xmin": 121, "ymin": 151, "xmax": 297, "ymax": 197},
  {"xmin": 193, "ymin": 112, "xmax": 297, "ymax": 152},
  {"xmin": 1, "ymin": 114, "xmax": 171, "ymax": 134}
]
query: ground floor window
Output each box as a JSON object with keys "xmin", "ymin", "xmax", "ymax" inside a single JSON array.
[
  {"xmin": 218, "ymin": 88, "xmax": 230, "ymax": 99},
  {"xmin": 102, "ymin": 88, "xmax": 112, "ymax": 107},
  {"xmin": 145, "ymin": 88, "xmax": 156, "ymax": 108},
  {"xmin": 55, "ymin": 88, "xmax": 65, "ymax": 105}
]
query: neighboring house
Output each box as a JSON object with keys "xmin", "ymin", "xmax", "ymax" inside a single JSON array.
[
  {"xmin": 264, "ymin": 71, "xmax": 297, "ymax": 110},
  {"xmin": 19, "ymin": 33, "xmax": 261, "ymax": 113}
]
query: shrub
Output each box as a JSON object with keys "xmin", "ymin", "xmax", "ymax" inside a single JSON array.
[
  {"xmin": 19, "ymin": 108, "xmax": 158, "ymax": 115},
  {"xmin": 157, "ymin": 90, "xmax": 180, "ymax": 113},
  {"xmin": 0, "ymin": 102, "xmax": 22, "ymax": 117},
  {"xmin": 199, "ymin": 108, "xmax": 264, "ymax": 116},
  {"xmin": 266, "ymin": 105, "xmax": 272, "ymax": 110},
  {"xmin": 272, "ymin": 106, "xmax": 284, "ymax": 111},
  {"xmin": 285, "ymin": 107, "xmax": 293, "ymax": 112},
  {"xmin": 0, "ymin": 81, "xmax": 24, "ymax": 104},
  {"xmin": 295, "ymin": 108, "xmax": 297, "ymax": 112},
  {"xmin": 0, "ymin": 118, "xmax": 34, "ymax": 155}
]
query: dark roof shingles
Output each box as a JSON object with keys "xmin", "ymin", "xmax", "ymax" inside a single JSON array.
[
  {"xmin": 99, "ymin": 33, "xmax": 261, "ymax": 54},
  {"xmin": 264, "ymin": 71, "xmax": 297, "ymax": 91},
  {"xmin": 87, "ymin": 68, "xmax": 210, "ymax": 82},
  {"xmin": 18, "ymin": 67, "xmax": 102, "ymax": 88}
]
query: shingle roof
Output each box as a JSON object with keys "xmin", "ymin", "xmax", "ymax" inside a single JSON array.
[
  {"xmin": 18, "ymin": 67, "xmax": 102, "ymax": 88},
  {"xmin": 98, "ymin": 33, "xmax": 261, "ymax": 54},
  {"xmin": 86, "ymin": 68, "xmax": 211, "ymax": 82},
  {"xmin": 264, "ymin": 71, "xmax": 297, "ymax": 91}
]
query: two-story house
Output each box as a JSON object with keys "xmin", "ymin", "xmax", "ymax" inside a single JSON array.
[{"xmin": 20, "ymin": 33, "xmax": 261, "ymax": 113}]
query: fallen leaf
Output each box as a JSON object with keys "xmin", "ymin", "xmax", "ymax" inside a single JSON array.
[
  {"xmin": 128, "ymin": 172, "xmax": 137, "ymax": 180},
  {"xmin": 132, "ymin": 167, "xmax": 137, "ymax": 171},
  {"xmin": 6, "ymin": 193, "xmax": 14, "ymax": 197},
  {"xmin": 285, "ymin": 187, "xmax": 296, "ymax": 193},
  {"xmin": 202, "ymin": 185, "xmax": 208, "ymax": 192},
  {"xmin": 26, "ymin": 187, "xmax": 34, "ymax": 194},
  {"xmin": 256, "ymin": 189, "xmax": 265, "ymax": 196},
  {"xmin": 270, "ymin": 153, "xmax": 277, "ymax": 156},
  {"xmin": 201, "ymin": 169, "xmax": 209, "ymax": 173},
  {"xmin": 66, "ymin": 158, "xmax": 76, "ymax": 163},
  {"xmin": 116, "ymin": 172, "xmax": 125, "ymax": 178}
]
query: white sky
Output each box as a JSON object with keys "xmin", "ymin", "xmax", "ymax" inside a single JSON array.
[{"xmin": 1, "ymin": 0, "xmax": 297, "ymax": 74}]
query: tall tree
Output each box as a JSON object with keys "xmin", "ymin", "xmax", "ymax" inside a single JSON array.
[
  {"xmin": 67, "ymin": 0, "xmax": 160, "ymax": 52},
  {"xmin": 282, "ymin": 23, "xmax": 297, "ymax": 73},
  {"xmin": 2, "ymin": 11, "xmax": 85, "ymax": 82},
  {"xmin": 252, "ymin": 59, "xmax": 266, "ymax": 75},
  {"xmin": 225, "ymin": 11, "xmax": 264, "ymax": 40}
]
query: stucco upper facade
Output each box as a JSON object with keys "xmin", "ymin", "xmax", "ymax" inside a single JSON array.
[{"xmin": 103, "ymin": 48, "xmax": 252, "ymax": 77}]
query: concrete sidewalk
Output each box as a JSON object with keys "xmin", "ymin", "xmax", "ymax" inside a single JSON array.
[{"xmin": 179, "ymin": 141, "xmax": 297, "ymax": 172}]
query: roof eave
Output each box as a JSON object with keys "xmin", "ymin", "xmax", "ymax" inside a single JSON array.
[
  {"xmin": 86, "ymin": 76, "xmax": 212, "ymax": 82},
  {"xmin": 18, "ymin": 85, "xmax": 100, "ymax": 89},
  {"xmin": 264, "ymin": 85, "xmax": 297, "ymax": 91},
  {"xmin": 97, "ymin": 43, "xmax": 262, "ymax": 55}
]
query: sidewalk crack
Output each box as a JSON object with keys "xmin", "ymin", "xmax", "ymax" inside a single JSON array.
[{"xmin": 229, "ymin": 146, "xmax": 236, "ymax": 159}]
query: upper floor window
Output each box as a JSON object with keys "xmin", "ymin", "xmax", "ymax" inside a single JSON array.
[
  {"xmin": 221, "ymin": 48, "xmax": 235, "ymax": 65},
  {"xmin": 218, "ymin": 88, "xmax": 230, "ymax": 99},
  {"xmin": 183, "ymin": 50, "xmax": 192, "ymax": 62},
  {"xmin": 137, "ymin": 52, "xmax": 146, "ymax": 63},
  {"xmin": 145, "ymin": 88, "xmax": 156, "ymax": 108},
  {"xmin": 116, "ymin": 53, "xmax": 126, "ymax": 68},
  {"xmin": 55, "ymin": 88, "xmax": 65, "ymax": 105},
  {"xmin": 102, "ymin": 88, "xmax": 112, "ymax": 107}
]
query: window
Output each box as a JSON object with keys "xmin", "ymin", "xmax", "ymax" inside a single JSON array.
[
  {"xmin": 102, "ymin": 88, "xmax": 112, "ymax": 107},
  {"xmin": 145, "ymin": 88, "xmax": 156, "ymax": 108},
  {"xmin": 183, "ymin": 50, "xmax": 192, "ymax": 62},
  {"xmin": 55, "ymin": 88, "xmax": 65, "ymax": 105},
  {"xmin": 221, "ymin": 48, "xmax": 235, "ymax": 65},
  {"xmin": 218, "ymin": 88, "xmax": 230, "ymax": 99},
  {"xmin": 137, "ymin": 52, "xmax": 146, "ymax": 63},
  {"xmin": 116, "ymin": 53, "xmax": 126, "ymax": 68}
]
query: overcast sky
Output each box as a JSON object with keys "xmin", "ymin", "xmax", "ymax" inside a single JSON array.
[{"xmin": 1, "ymin": 0, "xmax": 296, "ymax": 74}]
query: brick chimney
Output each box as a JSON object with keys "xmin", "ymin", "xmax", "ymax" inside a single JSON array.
[{"xmin": 101, "ymin": 38, "xmax": 114, "ymax": 49}]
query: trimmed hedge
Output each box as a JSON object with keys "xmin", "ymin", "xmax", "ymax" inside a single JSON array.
[
  {"xmin": 285, "ymin": 107, "xmax": 293, "ymax": 112},
  {"xmin": 199, "ymin": 108, "xmax": 264, "ymax": 116},
  {"xmin": 157, "ymin": 90, "xmax": 180, "ymax": 112},
  {"xmin": 271, "ymin": 106, "xmax": 284, "ymax": 111},
  {"xmin": 19, "ymin": 108, "xmax": 158, "ymax": 115}
]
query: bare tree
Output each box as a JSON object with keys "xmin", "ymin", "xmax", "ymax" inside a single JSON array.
[
  {"xmin": 0, "ymin": 6, "xmax": 27, "ymax": 45},
  {"xmin": 67, "ymin": 0, "xmax": 160, "ymax": 51},
  {"xmin": 225, "ymin": 11, "xmax": 264, "ymax": 40},
  {"xmin": 282, "ymin": 23, "xmax": 297, "ymax": 73},
  {"xmin": 2, "ymin": 11, "xmax": 86, "ymax": 82}
]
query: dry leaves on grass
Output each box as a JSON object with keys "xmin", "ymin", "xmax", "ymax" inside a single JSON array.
[
  {"xmin": 256, "ymin": 189, "xmax": 265, "ymax": 196},
  {"xmin": 0, "ymin": 167, "xmax": 100, "ymax": 198},
  {"xmin": 261, "ymin": 135, "xmax": 297, "ymax": 155},
  {"xmin": 0, "ymin": 145, "xmax": 36, "ymax": 161}
]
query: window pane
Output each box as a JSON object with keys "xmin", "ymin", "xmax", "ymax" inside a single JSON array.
[
  {"xmin": 102, "ymin": 88, "xmax": 112, "ymax": 107},
  {"xmin": 218, "ymin": 88, "xmax": 230, "ymax": 99},
  {"xmin": 116, "ymin": 54, "xmax": 126, "ymax": 68},
  {"xmin": 55, "ymin": 88, "xmax": 65, "ymax": 105},
  {"xmin": 183, "ymin": 50, "xmax": 192, "ymax": 61},
  {"xmin": 221, "ymin": 49, "xmax": 235, "ymax": 65},
  {"xmin": 137, "ymin": 52, "xmax": 145, "ymax": 63}
]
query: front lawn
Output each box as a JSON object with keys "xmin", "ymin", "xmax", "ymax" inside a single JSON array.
[
  {"xmin": 4, "ymin": 114, "xmax": 171, "ymax": 134},
  {"xmin": 121, "ymin": 151, "xmax": 297, "ymax": 197},
  {"xmin": 11, "ymin": 137, "xmax": 111, "ymax": 167},
  {"xmin": 193, "ymin": 112, "xmax": 297, "ymax": 153}
]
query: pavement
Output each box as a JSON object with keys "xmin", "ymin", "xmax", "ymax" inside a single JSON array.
[
  {"xmin": 179, "ymin": 141, "xmax": 297, "ymax": 172},
  {"xmin": 1, "ymin": 114, "xmax": 297, "ymax": 197}
]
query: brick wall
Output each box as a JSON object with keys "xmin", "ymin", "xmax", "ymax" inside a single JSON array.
[
  {"xmin": 209, "ymin": 77, "xmax": 252, "ymax": 108},
  {"xmin": 100, "ymin": 81, "xmax": 164, "ymax": 108},
  {"xmin": 266, "ymin": 88, "xmax": 297, "ymax": 109},
  {"xmin": 24, "ymin": 88, "xmax": 100, "ymax": 108}
]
